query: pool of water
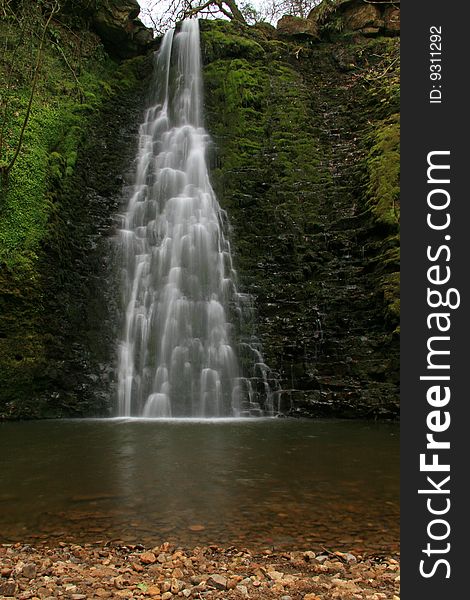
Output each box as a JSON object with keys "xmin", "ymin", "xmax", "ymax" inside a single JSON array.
[{"xmin": 0, "ymin": 418, "xmax": 399, "ymax": 553}]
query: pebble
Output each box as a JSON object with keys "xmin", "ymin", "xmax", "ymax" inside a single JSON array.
[
  {"xmin": 139, "ymin": 551, "xmax": 157, "ymax": 564},
  {"xmin": 236, "ymin": 584, "xmax": 248, "ymax": 597},
  {"xmin": 303, "ymin": 551, "xmax": 316, "ymax": 561},
  {"xmin": 20, "ymin": 563, "xmax": 37, "ymax": 579},
  {"xmin": 207, "ymin": 574, "xmax": 227, "ymax": 589},
  {"xmin": 0, "ymin": 581, "xmax": 17, "ymax": 597},
  {"xmin": 0, "ymin": 541, "xmax": 400, "ymax": 600}
]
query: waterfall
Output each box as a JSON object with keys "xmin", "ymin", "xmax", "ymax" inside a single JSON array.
[{"xmin": 117, "ymin": 20, "xmax": 276, "ymax": 418}]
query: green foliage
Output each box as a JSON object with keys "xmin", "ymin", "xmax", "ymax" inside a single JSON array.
[
  {"xmin": 0, "ymin": 10, "xmax": 120, "ymax": 270},
  {"xmin": 200, "ymin": 20, "xmax": 265, "ymax": 62},
  {"xmin": 0, "ymin": 2, "xmax": 150, "ymax": 417}
]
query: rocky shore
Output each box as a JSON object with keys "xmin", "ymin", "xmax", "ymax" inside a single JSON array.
[{"xmin": 0, "ymin": 542, "xmax": 400, "ymax": 600}]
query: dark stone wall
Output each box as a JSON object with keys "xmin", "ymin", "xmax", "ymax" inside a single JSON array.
[{"xmin": 200, "ymin": 19, "xmax": 399, "ymax": 418}]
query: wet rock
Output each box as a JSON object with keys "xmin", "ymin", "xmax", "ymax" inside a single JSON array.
[
  {"xmin": 188, "ymin": 524, "xmax": 205, "ymax": 532},
  {"xmin": 201, "ymin": 19, "xmax": 399, "ymax": 419}
]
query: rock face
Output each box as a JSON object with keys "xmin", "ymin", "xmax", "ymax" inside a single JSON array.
[
  {"xmin": 92, "ymin": 0, "xmax": 154, "ymax": 58},
  {"xmin": 276, "ymin": 15, "xmax": 319, "ymax": 39},
  {"xmin": 201, "ymin": 19, "xmax": 399, "ymax": 418},
  {"xmin": 58, "ymin": 0, "xmax": 153, "ymax": 58},
  {"xmin": 309, "ymin": 0, "xmax": 400, "ymax": 37}
]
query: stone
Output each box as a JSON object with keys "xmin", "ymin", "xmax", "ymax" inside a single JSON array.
[
  {"xmin": 92, "ymin": 0, "xmax": 153, "ymax": 59},
  {"xmin": 207, "ymin": 574, "xmax": 228, "ymax": 590},
  {"xmin": 140, "ymin": 551, "xmax": 157, "ymax": 564},
  {"xmin": 277, "ymin": 15, "xmax": 319, "ymax": 39},
  {"xmin": 384, "ymin": 7, "xmax": 400, "ymax": 33},
  {"xmin": 309, "ymin": 0, "xmax": 400, "ymax": 38},
  {"xmin": 161, "ymin": 593, "xmax": 173, "ymax": 600},
  {"xmin": 20, "ymin": 562, "xmax": 37, "ymax": 579},
  {"xmin": 236, "ymin": 585, "xmax": 249, "ymax": 597},
  {"xmin": 344, "ymin": 3, "xmax": 382, "ymax": 31},
  {"xmin": 344, "ymin": 552, "xmax": 357, "ymax": 563},
  {"xmin": 0, "ymin": 580, "xmax": 17, "ymax": 597},
  {"xmin": 266, "ymin": 570, "xmax": 284, "ymax": 581}
]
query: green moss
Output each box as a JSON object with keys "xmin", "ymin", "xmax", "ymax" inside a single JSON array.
[
  {"xmin": 366, "ymin": 114, "xmax": 400, "ymax": 226},
  {"xmin": 0, "ymin": 13, "xmax": 141, "ymax": 270},
  {"xmin": 200, "ymin": 19, "xmax": 265, "ymax": 62},
  {"xmin": 0, "ymin": 10, "xmax": 150, "ymax": 418}
]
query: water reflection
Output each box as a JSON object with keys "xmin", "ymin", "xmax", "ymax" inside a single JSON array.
[{"xmin": 0, "ymin": 419, "xmax": 399, "ymax": 552}]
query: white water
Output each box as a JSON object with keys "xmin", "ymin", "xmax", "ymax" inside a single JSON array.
[{"xmin": 117, "ymin": 20, "xmax": 276, "ymax": 418}]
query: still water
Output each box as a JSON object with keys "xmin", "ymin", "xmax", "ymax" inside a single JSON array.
[{"xmin": 0, "ymin": 419, "xmax": 399, "ymax": 553}]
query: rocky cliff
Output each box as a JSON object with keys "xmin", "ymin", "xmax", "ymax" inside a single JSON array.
[{"xmin": 200, "ymin": 5, "xmax": 399, "ymax": 418}]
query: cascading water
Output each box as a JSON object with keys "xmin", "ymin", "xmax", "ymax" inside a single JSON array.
[{"xmin": 117, "ymin": 20, "xmax": 277, "ymax": 418}]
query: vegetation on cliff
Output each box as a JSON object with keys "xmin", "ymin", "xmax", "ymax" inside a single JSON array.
[{"xmin": 0, "ymin": 0, "xmax": 152, "ymax": 418}]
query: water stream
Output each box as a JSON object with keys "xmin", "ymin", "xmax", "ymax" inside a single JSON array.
[{"xmin": 117, "ymin": 20, "xmax": 274, "ymax": 418}]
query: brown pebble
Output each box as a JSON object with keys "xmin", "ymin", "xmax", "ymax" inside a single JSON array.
[
  {"xmin": 140, "ymin": 551, "xmax": 157, "ymax": 565},
  {"xmin": 20, "ymin": 563, "xmax": 37, "ymax": 579},
  {"xmin": 147, "ymin": 584, "xmax": 161, "ymax": 596},
  {"xmin": 0, "ymin": 580, "xmax": 18, "ymax": 597}
]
